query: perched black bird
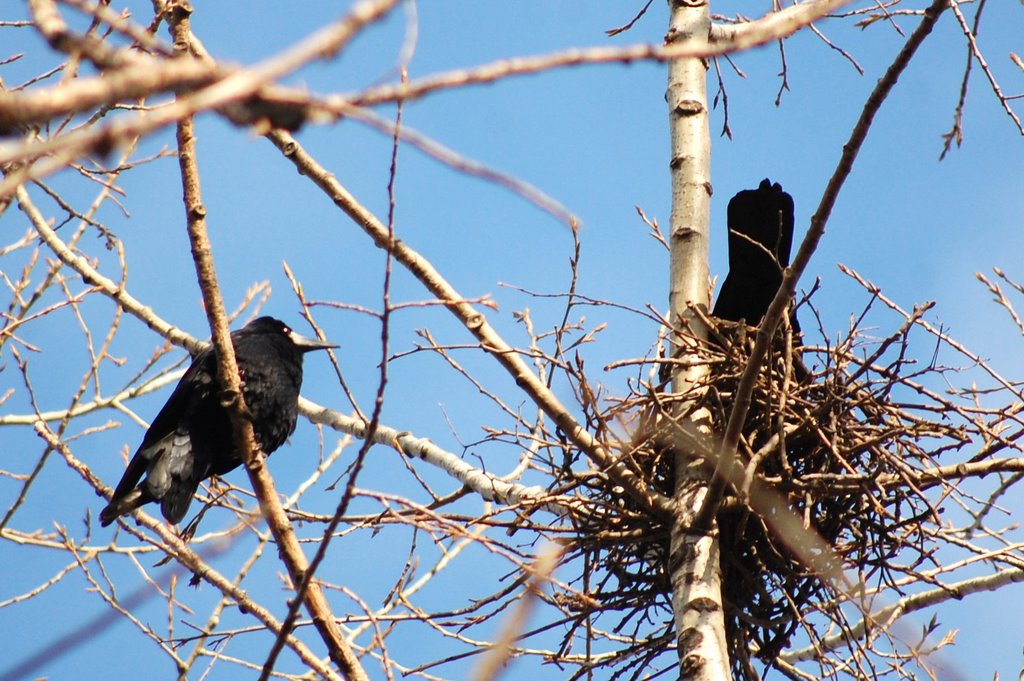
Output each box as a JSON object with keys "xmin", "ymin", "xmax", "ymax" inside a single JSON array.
[
  {"xmin": 712, "ymin": 178, "xmax": 796, "ymax": 327},
  {"xmin": 100, "ymin": 317, "xmax": 336, "ymax": 526}
]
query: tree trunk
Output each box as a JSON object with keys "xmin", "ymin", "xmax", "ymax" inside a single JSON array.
[{"xmin": 665, "ymin": 0, "xmax": 730, "ymax": 678}]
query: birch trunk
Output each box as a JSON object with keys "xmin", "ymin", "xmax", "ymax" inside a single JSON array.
[{"xmin": 665, "ymin": 0, "xmax": 730, "ymax": 678}]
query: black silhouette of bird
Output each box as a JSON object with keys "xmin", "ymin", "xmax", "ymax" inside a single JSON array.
[
  {"xmin": 100, "ymin": 317, "xmax": 336, "ymax": 526},
  {"xmin": 712, "ymin": 178, "xmax": 796, "ymax": 327}
]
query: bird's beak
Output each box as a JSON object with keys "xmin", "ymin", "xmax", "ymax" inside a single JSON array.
[{"xmin": 288, "ymin": 330, "xmax": 338, "ymax": 353}]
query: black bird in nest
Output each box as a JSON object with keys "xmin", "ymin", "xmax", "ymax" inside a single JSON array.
[
  {"xmin": 100, "ymin": 317, "xmax": 336, "ymax": 527},
  {"xmin": 712, "ymin": 178, "xmax": 798, "ymax": 331}
]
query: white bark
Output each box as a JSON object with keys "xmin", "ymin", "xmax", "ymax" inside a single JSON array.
[{"xmin": 666, "ymin": 0, "xmax": 730, "ymax": 678}]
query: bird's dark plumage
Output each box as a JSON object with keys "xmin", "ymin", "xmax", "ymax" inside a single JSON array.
[
  {"xmin": 100, "ymin": 317, "xmax": 335, "ymax": 526},
  {"xmin": 712, "ymin": 178, "xmax": 796, "ymax": 326}
]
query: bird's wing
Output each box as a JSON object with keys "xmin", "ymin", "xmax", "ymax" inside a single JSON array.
[
  {"xmin": 103, "ymin": 348, "xmax": 214, "ymax": 512},
  {"xmin": 141, "ymin": 347, "xmax": 216, "ymax": 451},
  {"xmin": 148, "ymin": 427, "xmax": 204, "ymax": 524}
]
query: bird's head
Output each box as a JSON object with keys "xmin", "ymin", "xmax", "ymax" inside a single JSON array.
[{"xmin": 245, "ymin": 316, "xmax": 338, "ymax": 353}]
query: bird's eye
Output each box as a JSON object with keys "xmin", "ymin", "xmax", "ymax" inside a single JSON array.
[{"xmin": 282, "ymin": 325, "xmax": 291, "ymax": 334}]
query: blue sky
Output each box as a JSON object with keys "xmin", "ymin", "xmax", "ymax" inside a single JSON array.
[{"xmin": 2, "ymin": 1, "xmax": 1023, "ymax": 679}]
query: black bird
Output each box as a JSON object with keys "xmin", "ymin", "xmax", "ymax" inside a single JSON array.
[
  {"xmin": 100, "ymin": 317, "xmax": 336, "ymax": 526},
  {"xmin": 712, "ymin": 178, "xmax": 796, "ymax": 327}
]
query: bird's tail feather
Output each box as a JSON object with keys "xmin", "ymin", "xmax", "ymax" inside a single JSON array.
[
  {"xmin": 160, "ymin": 479, "xmax": 201, "ymax": 525},
  {"xmin": 99, "ymin": 488, "xmax": 148, "ymax": 527}
]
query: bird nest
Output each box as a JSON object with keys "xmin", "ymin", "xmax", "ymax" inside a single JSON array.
[{"xmin": 565, "ymin": 314, "xmax": 970, "ymax": 678}]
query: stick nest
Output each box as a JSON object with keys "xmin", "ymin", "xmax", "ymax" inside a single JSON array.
[{"xmin": 566, "ymin": 315, "xmax": 972, "ymax": 679}]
